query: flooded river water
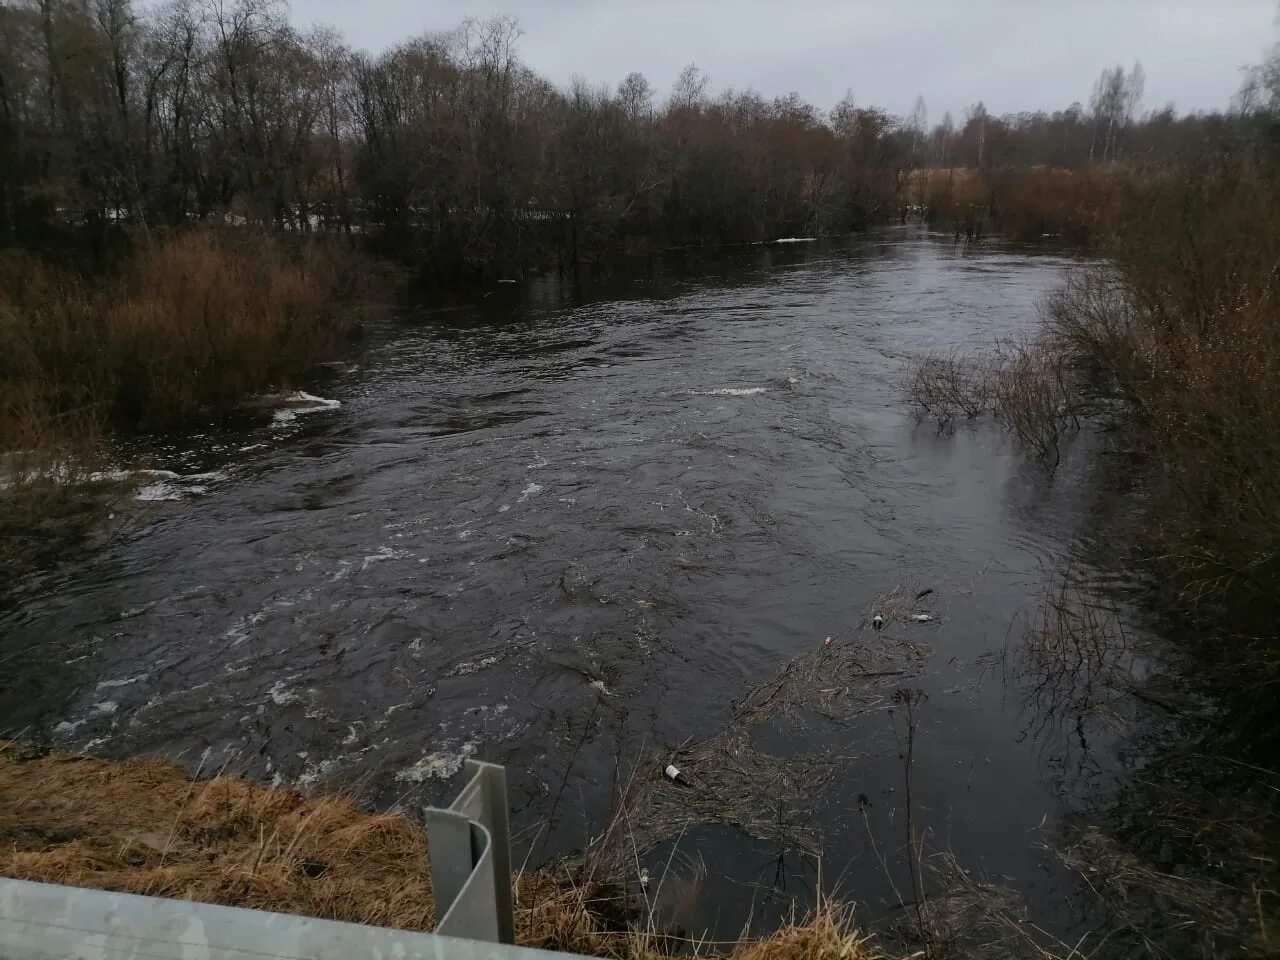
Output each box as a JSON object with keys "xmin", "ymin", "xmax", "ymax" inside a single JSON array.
[{"xmin": 2, "ymin": 228, "xmax": 1137, "ymax": 942}]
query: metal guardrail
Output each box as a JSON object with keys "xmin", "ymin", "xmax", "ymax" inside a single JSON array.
[{"xmin": 0, "ymin": 759, "xmax": 546, "ymax": 959}]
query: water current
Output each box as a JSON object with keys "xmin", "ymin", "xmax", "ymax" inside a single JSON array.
[{"xmin": 2, "ymin": 228, "xmax": 1136, "ymax": 942}]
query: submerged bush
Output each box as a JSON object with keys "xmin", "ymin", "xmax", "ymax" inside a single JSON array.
[
  {"xmin": 0, "ymin": 229, "xmax": 363, "ymax": 446},
  {"xmin": 902, "ymin": 350, "xmax": 988, "ymax": 425},
  {"xmin": 988, "ymin": 336, "xmax": 1079, "ymax": 468}
]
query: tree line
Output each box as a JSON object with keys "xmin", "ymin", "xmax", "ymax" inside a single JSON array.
[{"xmin": 1, "ymin": 0, "xmax": 1275, "ymax": 281}]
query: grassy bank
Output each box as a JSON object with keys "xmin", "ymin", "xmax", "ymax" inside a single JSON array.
[{"xmin": 0, "ymin": 741, "xmax": 886, "ymax": 959}]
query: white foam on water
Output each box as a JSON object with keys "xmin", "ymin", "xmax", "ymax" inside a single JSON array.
[
  {"xmin": 449, "ymin": 654, "xmax": 500, "ymax": 677},
  {"xmin": 394, "ymin": 741, "xmax": 478, "ymax": 783},
  {"xmin": 53, "ymin": 719, "xmax": 87, "ymax": 737},
  {"xmin": 134, "ymin": 482, "xmax": 183, "ymax": 501},
  {"xmin": 772, "ymin": 236, "xmax": 818, "ymax": 243},
  {"xmin": 92, "ymin": 701, "xmax": 118, "ymax": 715},
  {"xmin": 360, "ymin": 546, "xmax": 414, "ymax": 570},
  {"xmin": 268, "ymin": 679, "xmax": 300, "ymax": 706},
  {"xmin": 271, "ymin": 391, "xmax": 341, "ymax": 426},
  {"xmin": 694, "ymin": 387, "xmax": 768, "ymax": 397},
  {"xmin": 96, "ymin": 674, "xmax": 147, "ymax": 690},
  {"xmin": 296, "ymin": 752, "xmax": 341, "ymax": 788}
]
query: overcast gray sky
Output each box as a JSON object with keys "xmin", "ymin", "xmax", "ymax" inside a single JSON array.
[{"xmin": 293, "ymin": 0, "xmax": 1276, "ymax": 120}]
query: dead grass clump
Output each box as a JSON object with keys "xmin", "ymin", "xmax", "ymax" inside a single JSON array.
[
  {"xmin": 0, "ymin": 741, "xmax": 434, "ymax": 931},
  {"xmin": 731, "ymin": 898, "xmax": 883, "ymax": 960},
  {"xmin": 902, "ymin": 351, "xmax": 989, "ymax": 427}
]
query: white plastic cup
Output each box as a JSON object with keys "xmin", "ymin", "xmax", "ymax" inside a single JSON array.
[{"xmin": 664, "ymin": 764, "xmax": 683, "ymax": 782}]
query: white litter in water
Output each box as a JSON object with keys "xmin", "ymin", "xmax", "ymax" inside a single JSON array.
[
  {"xmin": 589, "ymin": 679, "xmax": 612, "ymax": 696},
  {"xmin": 912, "ymin": 613, "xmax": 936, "ymax": 623},
  {"xmin": 694, "ymin": 387, "xmax": 768, "ymax": 397},
  {"xmin": 517, "ymin": 482, "xmax": 543, "ymax": 502},
  {"xmin": 772, "ymin": 237, "xmax": 818, "ymax": 243},
  {"xmin": 92, "ymin": 701, "xmax": 118, "ymax": 716},
  {"xmin": 395, "ymin": 742, "xmax": 478, "ymax": 783},
  {"xmin": 53, "ymin": 719, "xmax": 87, "ymax": 737}
]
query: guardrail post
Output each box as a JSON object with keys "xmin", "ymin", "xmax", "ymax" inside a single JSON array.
[{"xmin": 424, "ymin": 759, "xmax": 515, "ymax": 944}]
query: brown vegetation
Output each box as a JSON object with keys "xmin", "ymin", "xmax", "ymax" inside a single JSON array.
[
  {"xmin": 0, "ymin": 229, "xmax": 361, "ymax": 443},
  {"xmin": 1, "ymin": 1, "xmax": 1254, "ymax": 279},
  {"xmin": 1041, "ymin": 148, "xmax": 1280, "ymax": 747},
  {"xmin": 0, "ymin": 740, "xmax": 889, "ymax": 959},
  {"xmin": 0, "ymin": 229, "xmax": 365, "ymax": 580}
]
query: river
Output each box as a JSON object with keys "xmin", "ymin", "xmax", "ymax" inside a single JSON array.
[{"xmin": 1, "ymin": 228, "xmax": 1135, "ymax": 944}]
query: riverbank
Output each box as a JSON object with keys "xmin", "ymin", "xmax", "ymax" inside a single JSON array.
[{"xmin": 0, "ymin": 740, "xmax": 887, "ymax": 959}]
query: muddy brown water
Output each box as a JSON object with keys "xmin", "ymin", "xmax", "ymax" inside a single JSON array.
[{"xmin": 1, "ymin": 228, "xmax": 1140, "ymax": 943}]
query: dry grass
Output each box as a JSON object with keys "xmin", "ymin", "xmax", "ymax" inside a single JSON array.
[
  {"xmin": 0, "ymin": 739, "xmax": 893, "ymax": 959},
  {"xmin": 0, "ymin": 740, "xmax": 434, "ymax": 929}
]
